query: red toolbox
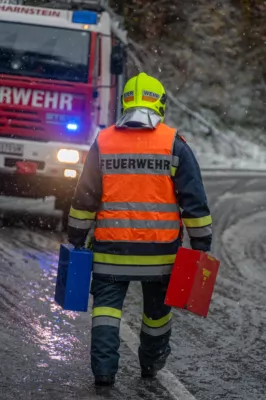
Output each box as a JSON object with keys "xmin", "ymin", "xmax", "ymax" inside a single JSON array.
[{"xmin": 165, "ymin": 248, "xmax": 220, "ymax": 317}]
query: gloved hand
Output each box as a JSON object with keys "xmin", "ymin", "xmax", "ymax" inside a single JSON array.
[
  {"xmin": 68, "ymin": 235, "xmax": 86, "ymax": 249},
  {"xmin": 190, "ymin": 237, "xmax": 211, "ymax": 253},
  {"xmin": 68, "ymin": 225, "xmax": 88, "ymax": 249}
]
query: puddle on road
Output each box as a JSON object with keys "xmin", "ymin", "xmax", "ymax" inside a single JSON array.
[{"xmin": 0, "ymin": 226, "xmax": 91, "ymax": 399}]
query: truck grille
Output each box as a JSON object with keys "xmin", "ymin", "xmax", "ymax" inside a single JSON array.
[{"xmin": 0, "ymin": 108, "xmax": 44, "ymax": 131}]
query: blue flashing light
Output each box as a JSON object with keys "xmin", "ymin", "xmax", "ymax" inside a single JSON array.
[
  {"xmin": 72, "ymin": 10, "xmax": 98, "ymax": 25},
  {"xmin": 67, "ymin": 123, "xmax": 79, "ymax": 131}
]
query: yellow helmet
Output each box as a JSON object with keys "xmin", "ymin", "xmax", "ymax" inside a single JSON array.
[{"xmin": 122, "ymin": 72, "xmax": 167, "ymax": 122}]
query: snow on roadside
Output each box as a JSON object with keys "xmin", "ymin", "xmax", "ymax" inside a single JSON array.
[{"xmin": 175, "ymin": 128, "xmax": 266, "ymax": 170}]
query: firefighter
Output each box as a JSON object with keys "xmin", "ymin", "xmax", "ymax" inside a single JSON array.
[{"xmin": 68, "ymin": 72, "xmax": 212, "ymax": 387}]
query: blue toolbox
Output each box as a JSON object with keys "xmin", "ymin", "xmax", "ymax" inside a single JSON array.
[{"xmin": 55, "ymin": 244, "xmax": 93, "ymax": 312}]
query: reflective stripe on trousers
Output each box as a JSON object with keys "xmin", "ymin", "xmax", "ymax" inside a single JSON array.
[
  {"xmin": 92, "ymin": 316, "xmax": 121, "ymax": 328},
  {"xmin": 141, "ymin": 312, "xmax": 172, "ymax": 337},
  {"xmin": 92, "ymin": 307, "xmax": 122, "ymax": 329}
]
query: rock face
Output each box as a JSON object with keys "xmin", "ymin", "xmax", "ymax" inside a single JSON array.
[{"xmin": 112, "ymin": 0, "xmax": 266, "ymax": 144}]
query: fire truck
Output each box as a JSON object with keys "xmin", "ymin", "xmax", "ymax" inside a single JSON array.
[{"xmin": 0, "ymin": 0, "xmax": 127, "ymax": 228}]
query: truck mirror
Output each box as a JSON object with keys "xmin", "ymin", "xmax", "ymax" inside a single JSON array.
[{"xmin": 110, "ymin": 44, "xmax": 124, "ymax": 76}]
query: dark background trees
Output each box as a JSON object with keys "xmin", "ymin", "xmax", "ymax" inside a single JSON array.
[{"xmin": 111, "ymin": 0, "xmax": 266, "ymax": 142}]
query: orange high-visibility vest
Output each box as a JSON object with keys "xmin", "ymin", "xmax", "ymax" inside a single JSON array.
[{"xmin": 94, "ymin": 123, "xmax": 180, "ymax": 244}]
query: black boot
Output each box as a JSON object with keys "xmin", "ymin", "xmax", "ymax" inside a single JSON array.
[
  {"xmin": 141, "ymin": 366, "xmax": 157, "ymax": 379},
  {"xmin": 141, "ymin": 358, "xmax": 166, "ymax": 379},
  {"xmin": 95, "ymin": 375, "xmax": 115, "ymax": 387}
]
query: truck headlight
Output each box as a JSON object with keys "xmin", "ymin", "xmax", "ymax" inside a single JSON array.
[
  {"xmin": 57, "ymin": 149, "xmax": 80, "ymax": 164},
  {"xmin": 64, "ymin": 169, "xmax": 77, "ymax": 178}
]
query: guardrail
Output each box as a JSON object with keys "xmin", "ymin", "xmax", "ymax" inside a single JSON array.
[
  {"xmin": 201, "ymin": 168, "xmax": 266, "ymax": 178},
  {"xmin": 202, "ymin": 168, "xmax": 266, "ymax": 172}
]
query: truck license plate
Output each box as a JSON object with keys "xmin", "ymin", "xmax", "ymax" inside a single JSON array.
[{"xmin": 0, "ymin": 142, "xmax": 24, "ymax": 156}]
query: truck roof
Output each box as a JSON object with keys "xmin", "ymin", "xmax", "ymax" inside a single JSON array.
[{"xmin": 0, "ymin": 2, "xmax": 111, "ymax": 35}]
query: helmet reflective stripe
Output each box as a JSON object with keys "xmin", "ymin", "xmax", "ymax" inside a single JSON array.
[
  {"xmin": 142, "ymin": 90, "xmax": 160, "ymax": 102},
  {"xmin": 123, "ymin": 91, "xmax": 134, "ymax": 102},
  {"xmin": 122, "ymin": 72, "xmax": 167, "ymax": 122}
]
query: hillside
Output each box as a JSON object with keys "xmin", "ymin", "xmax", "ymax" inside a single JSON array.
[{"xmin": 112, "ymin": 0, "xmax": 266, "ymax": 167}]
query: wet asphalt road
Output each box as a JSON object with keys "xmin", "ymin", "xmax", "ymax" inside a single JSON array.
[{"xmin": 0, "ymin": 174, "xmax": 266, "ymax": 400}]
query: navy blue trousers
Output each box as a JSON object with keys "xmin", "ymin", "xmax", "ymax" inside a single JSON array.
[{"xmin": 90, "ymin": 278, "xmax": 172, "ymax": 377}]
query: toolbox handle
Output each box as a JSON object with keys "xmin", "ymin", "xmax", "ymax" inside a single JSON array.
[
  {"xmin": 74, "ymin": 245, "xmax": 84, "ymax": 250},
  {"xmin": 74, "ymin": 245, "xmax": 93, "ymax": 253}
]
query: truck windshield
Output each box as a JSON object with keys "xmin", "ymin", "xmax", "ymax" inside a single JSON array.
[{"xmin": 0, "ymin": 21, "xmax": 90, "ymax": 83}]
